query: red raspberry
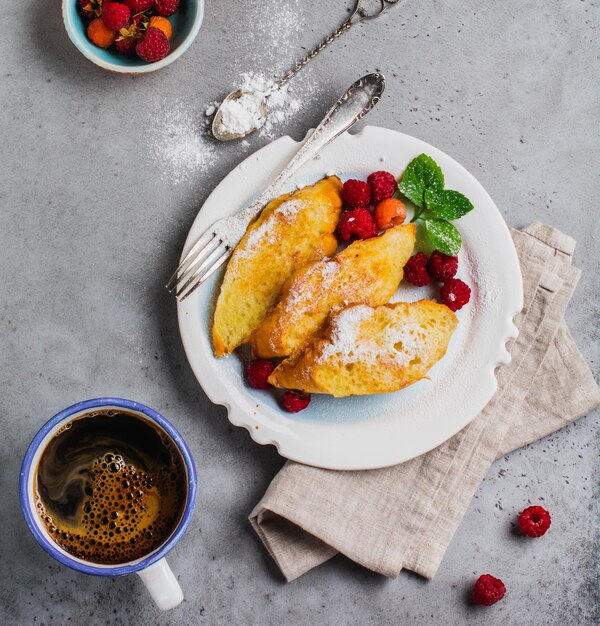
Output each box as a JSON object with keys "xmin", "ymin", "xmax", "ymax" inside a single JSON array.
[
  {"xmin": 472, "ymin": 574, "xmax": 506, "ymax": 606},
  {"xmin": 518, "ymin": 505, "xmax": 551, "ymax": 537},
  {"xmin": 337, "ymin": 208, "xmax": 379, "ymax": 241},
  {"xmin": 367, "ymin": 171, "xmax": 397, "ymax": 203},
  {"xmin": 78, "ymin": 0, "xmax": 95, "ymax": 19},
  {"xmin": 246, "ymin": 359, "xmax": 276, "ymax": 390},
  {"xmin": 404, "ymin": 252, "xmax": 430, "ymax": 286},
  {"xmin": 427, "ymin": 250, "xmax": 459, "ymax": 281},
  {"xmin": 440, "ymin": 278, "xmax": 471, "ymax": 311},
  {"xmin": 136, "ymin": 27, "xmax": 170, "ymax": 62},
  {"xmin": 124, "ymin": 0, "xmax": 154, "ymax": 13},
  {"xmin": 282, "ymin": 391, "xmax": 311, "ymax": 413},
  {"xmin": 102, "ymin": 2, "xmax": 131, "ymax": 30},
  {"xmin": 131, "ymin": 12, "xmax": 147, "ymax": 27},
  {"xmin": 342, "ymin": 179, "xmax": 372, "ymax": 207},
  {"xmin": 115, "ymin": 35, "xmax": 139, "ymax": 54},
  {"xmin": 155, "ymin": 0, "xmax": 180, "ymax": 16}
]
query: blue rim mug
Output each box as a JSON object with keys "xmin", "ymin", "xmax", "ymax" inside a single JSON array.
[{"xmin": 19, "ymin": 398, "xmax": 197, "ymax": 611}]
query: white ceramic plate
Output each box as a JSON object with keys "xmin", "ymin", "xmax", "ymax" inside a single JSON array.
[{"xmin": 177, "ymin": 127, "xmax": 523, "ymax": 470}]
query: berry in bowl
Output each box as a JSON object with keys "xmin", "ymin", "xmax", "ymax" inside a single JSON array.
[{"xmin": 62, "ymin": 0, "xmax": 204, "ymax": 73}]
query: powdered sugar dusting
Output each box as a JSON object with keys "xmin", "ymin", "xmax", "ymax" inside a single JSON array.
[
  {"xmin": 146, "ymin": 100, "xmax": 216, "ymax": 185},
  {"xmin": 143, "ymin": 0, "xmax": 317, "ymax": 185},
  {"xmin": 213, "ymin": 72, "xmax": 312, "ymax": 140},
  {"xmin": 283, "ymin": 260, "xmax": 339, "ymax": 316},
  {"xmin": 229, "ymin": 198, "xmax": 308, "ymax": 268},
  {"xmin": 218, "ymin": 92, "xmax": 266, "ymax": 136},
  {"xmin": 145, "ymin": 69, "xmax": 318, "ymax": 184},
  {"xmin": 317, "ymin": 304, "xmax": 433, "ymax": 368}
]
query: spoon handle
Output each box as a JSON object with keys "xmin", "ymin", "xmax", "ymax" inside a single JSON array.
[
  {"xmin": 242, "ymin": 73, "xmax": 385, "ymax": 215},
  {"xmin": 274, "ymin": 0, "xmax": 401, "ymax": 90}
]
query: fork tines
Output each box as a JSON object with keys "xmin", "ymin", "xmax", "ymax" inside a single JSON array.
[{"xmin": 165, "ymin": 231, "xmax": 231, "ymax": 302}]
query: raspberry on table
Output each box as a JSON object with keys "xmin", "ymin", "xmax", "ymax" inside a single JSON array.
[
  {"xmin": 342, "ymin": 179, "xmax": 372, "ymax": 207},
  {"xmin": 404, "ymin": 252, "xmax": 430, "ymax": 286},
  {"xmin": 472, "ymin": 574, "xmax": 506, "ymax": 606},
  {"xmin": 367, "ymin": 171, "xmax": 398, "ymax": 203},
  {"xmin": 440, "ymin": 278, "xmax": 471, "ymax": 311},
  {"xmin": 136, "ymin": 26, "xmax": 170, "ymax": 62},
  {"xmin": 124, "ymin": 0, "xmax": 155, "ymax": 12},
  {"xmin": 427, "ymin": 250, "xmax": 459, "ymax": 282},
  {"xmin": 518, "ymin": 505, "xmax": 551, "ymax": 537},
  {"xmin": 155, "ymin": 0, "xmax": 180, "ymax": 16},
  {"xmin": 337, "ymin": 208, "xmax": 379, "ymax": 241},
  {"xmin": 246, "ymin": 359, "xmax": 276, "ymax": 390},
  {"xmin": 102, "ymin": 2, "xmax": 131, "ymax": 30},
  {"xmin": 282, "ymin": 391, "xmax": 311, "ymax": 413}
]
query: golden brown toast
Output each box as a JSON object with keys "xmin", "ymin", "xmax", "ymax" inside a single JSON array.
[
  {"xmin": 212, "ymin": 176, "xmax": 343, "ymax": 357},
  {"xmin": 249, "ymin": 224, "xmax": 416, "ymax": 358},
  {"xmin": 268, "ymin": 300, "xmax": 458, "ymax": 397}
]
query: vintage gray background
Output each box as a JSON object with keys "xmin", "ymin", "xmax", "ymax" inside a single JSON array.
[{"xmin": 1, "ymin": 0, "xmax": 598, "ymax": 624}]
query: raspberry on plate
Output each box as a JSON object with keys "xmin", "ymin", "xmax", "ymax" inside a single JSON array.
[
  {"xmin": 102, "ymin": 2, "xmax": 131, "ymax": 31},
  {"xmin": 367, "ymin": 171, "xmax": 397, "ymax": 203},
  {"xmin": 155, "ymin": 0, "xmax": 180, "ymax": 16},
  {"xmin": 427, "ymin": 250, "xmax": 458, "ymax": 282},
  {"xmin": 124, "ymin": 0, "xmax": 155, "ymax": 11},
  {"xmin": 374, "ymin": 198, "xmax": 406, "ymax": 230},
  {"xmin": 246, "ymin": 359, "xmax": 276, "ymax": 390},
  {"xmin": 136, "ymin": 26, "xmax": 170, "ymax": 62},
  {"xmin": 518, "ymin": 505, "xmax": 551, "ymax": 537},
  {"xmin": 337, "ymin": 208, "xmax": 379, "ymax": 241},
  {"xmin": 342, "ymin": 179, "xmax": 372, "ymax": 207},
  {"xmin": 404, "ymin": 252, "xmax": 430, "ymax": 286},
  {"xmin": 440, "ymin": 278, "xmax": 471, "ymax": 311},
  {"xmin": 282, "ymin": 391, "xmax": 311, "ymax": 413},
  {"xmin": 472, "ymin": 574, "xmax": 506, "ymax": 606}
]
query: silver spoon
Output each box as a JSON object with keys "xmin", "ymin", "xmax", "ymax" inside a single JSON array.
[
  {"xmin": 168, "ymin": 73, "xmax": 386, "ymax": 300},
  {"xmin": 212, "ymin": 0, "xmax": 401, "ymax": 142}
]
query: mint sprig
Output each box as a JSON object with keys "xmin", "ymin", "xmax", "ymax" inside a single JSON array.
[
  {"xmin": 397, "ymin": 154, "xmax": 474, "ymax": 255},
  {"xmin": 397, "ymin": 154, "xmax": 444, "ymax": 208}
]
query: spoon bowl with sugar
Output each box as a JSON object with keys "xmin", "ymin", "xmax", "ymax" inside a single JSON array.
[{"xmin": 211, "ymin": 0, "xmax": 402, "ymax": 142}]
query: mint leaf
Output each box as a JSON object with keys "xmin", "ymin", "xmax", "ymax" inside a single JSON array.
[
  {"xmin": 425, "ymin": 219, "xmax": 462, "ymax": 256},
  {"xmin": 398, "ymin": 154, "xmax": 444, "ymax": 208},
  {"xmin": 424, "ymin": 188, "xmax": 474, "ymax": 220}
]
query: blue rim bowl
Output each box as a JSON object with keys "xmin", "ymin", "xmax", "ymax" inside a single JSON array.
[
  {"xmin": 19, "ymin": 397, "xmax": 198, "ymax": 576},
  {"xmin": 62, "ymin": 0, "xmax": 204, "ymax": 73}
]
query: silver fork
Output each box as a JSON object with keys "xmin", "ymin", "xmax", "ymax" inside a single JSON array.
[{"xmin": 166, "ymin": 73, "xmax": 385, "ymax": 301}]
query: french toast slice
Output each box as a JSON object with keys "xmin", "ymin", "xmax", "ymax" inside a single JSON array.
[
  {"xmin": 212, "ymin": 176, "xmax": 343, "ymax": 357},
  {"xmin": 249, "ymin": 224, "xmax": 416, "ymax": 358},
  {"xmin": 268, "ymin": 300, "xmax": 458, "ymax": 397}
]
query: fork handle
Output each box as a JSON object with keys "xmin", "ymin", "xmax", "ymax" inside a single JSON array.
[{"xmin": 237, "ymin": 73, "xmax": 385, "ymax": 224}]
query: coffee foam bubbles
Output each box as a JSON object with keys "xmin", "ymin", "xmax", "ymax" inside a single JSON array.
[{"xmin": 35, "ymin": 411, "xmax": 187, "ymax": 565}]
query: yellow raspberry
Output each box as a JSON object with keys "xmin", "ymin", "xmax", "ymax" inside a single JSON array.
[
  {"xmin": 148, "ymin": 16, "xmax": 172, "ymax": 41},
  {"xmin": 87, "ymin": 18, "xmax": 116, "ymax": 49}
]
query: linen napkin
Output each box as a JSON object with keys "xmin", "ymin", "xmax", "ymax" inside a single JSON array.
[{"xmin": 249, "ymin": 222, "xmax": 600, "ymax": 582}]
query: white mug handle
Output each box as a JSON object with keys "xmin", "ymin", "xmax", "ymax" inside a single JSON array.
[{"xmin": 137, "ymin": 558, "xmax": 184, "ymax": 610}]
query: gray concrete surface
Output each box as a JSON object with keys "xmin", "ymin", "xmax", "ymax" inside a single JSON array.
[{"xmin": 1, "ymin": 0, "xmax": 599, "ymax": 624}]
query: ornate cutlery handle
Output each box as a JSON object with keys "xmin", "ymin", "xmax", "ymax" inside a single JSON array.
[{"xmin": 237, "ymin": 73, "xmax": 386, "ymax": 224}]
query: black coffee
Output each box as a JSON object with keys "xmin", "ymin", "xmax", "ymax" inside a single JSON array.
[{"xmin": 34, "ymin": 410, "xmax": 187, "ymax": 565}]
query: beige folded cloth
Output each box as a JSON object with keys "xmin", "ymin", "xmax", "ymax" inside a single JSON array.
[{"xmin": 249, "ymin": 223, "xmax": 600, "ymax": 582}]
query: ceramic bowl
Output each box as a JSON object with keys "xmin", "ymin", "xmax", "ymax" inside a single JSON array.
[{"xmin": 62, "ymin": 0, "xmax": 204, "ymax": 73}]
